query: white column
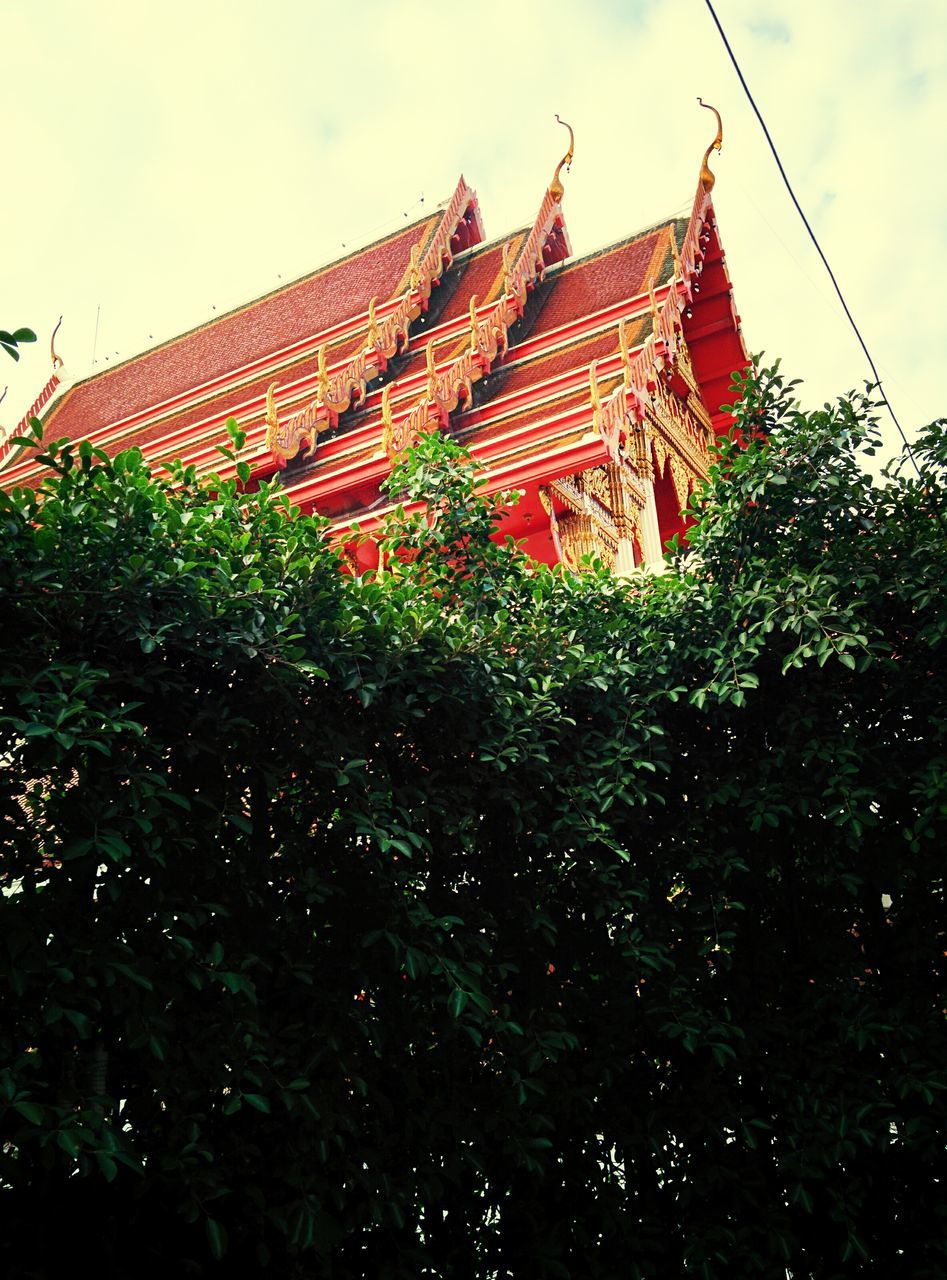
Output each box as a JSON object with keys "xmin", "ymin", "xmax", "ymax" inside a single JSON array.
[
  {"xmin": 639, "ymin": 479, "xmax": 665, "ymax": 572},
  {"xmin": 614, "ymin": 537, "xmax": 637, "ymax": 577}
]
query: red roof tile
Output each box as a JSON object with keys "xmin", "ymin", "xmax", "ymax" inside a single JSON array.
[
  {"xmin": 527, "ymin": 224, "xmax": 673, "ymax": 339},
  {"xmin": 45, "ymin": 211, "xmax": 443, "ymax": 442},
  {"xmin": 489, "ymin": 319, "xmax": 648, "ymax": 400}
]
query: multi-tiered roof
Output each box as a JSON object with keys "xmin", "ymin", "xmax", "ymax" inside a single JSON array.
[{"xmin": 2, "ymin": 112, "xmax": 747, "ymax": 572}]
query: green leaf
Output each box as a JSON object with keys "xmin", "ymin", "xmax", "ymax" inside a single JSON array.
[
  {"xmin": 13, "ymin": 1101, "xmax": 44, "ymax": 1125},
  {"xmin": 205, "ymin": 1218, "xmax": 228, "ymax": 1260},
  {"xmin": 110, "ymin": 962, "xmax": 153, "ymax": 991},
  {"xmin": 448, "ymin": 989, "xmax": 469, "ymax": 1018}
]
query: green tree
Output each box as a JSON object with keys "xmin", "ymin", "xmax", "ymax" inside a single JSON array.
[
  {"xmin": 0, "ymin": 327, "xmax": 36, "ymax": 362},
  {"xmin": 0, "ymin": 372, "xmax": 944, "ymax": 1278}
]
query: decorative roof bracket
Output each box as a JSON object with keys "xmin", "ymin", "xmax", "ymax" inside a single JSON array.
[
  {"xmin": 503, "ymin": 116, "xmax": 574, "ymax": 317},
  {"xmin": 266, "ymin": 176, "xmax": 480, "ymax": 467},
  {"xmin": 381, "ymin": 122, "xmax": 576, "ymax": 463}
]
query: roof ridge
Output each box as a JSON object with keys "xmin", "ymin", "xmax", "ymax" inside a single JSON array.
[
  {"xmin": 62, "ymin": 207, "xmax": 444, "ymax": 395},
  {"xmin": 449, "ymin": 224, "xmax": 532, "ymax": 265},
  {"xmin": 543, "ymin": 213, "xmax": 687, "ymax": 279}
]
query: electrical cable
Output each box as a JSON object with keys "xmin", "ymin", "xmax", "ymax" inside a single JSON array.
[{"xmin": 703, "ymin": 0, "xmax": 932, "ymax": 491}]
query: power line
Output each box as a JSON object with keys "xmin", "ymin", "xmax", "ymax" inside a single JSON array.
[{"xmin": 703, "ymin": 0, "xmax": 930, "ymax": 489}]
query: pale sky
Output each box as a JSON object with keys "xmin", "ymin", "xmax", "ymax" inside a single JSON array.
[{"xmin": 2, "ymin": 0, "xmax": 944, "ymax": 462}]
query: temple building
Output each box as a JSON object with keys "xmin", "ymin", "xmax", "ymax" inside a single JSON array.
[{"xmin": 1, "ymin": 110, "xmax": 747, "ymax": 572}]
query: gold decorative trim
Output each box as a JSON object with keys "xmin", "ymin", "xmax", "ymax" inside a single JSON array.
[
  {"xmin": 266, "ymin": 176, "xmax": 479, "ymax": 466},
  {"xmin": 697, "ymin": 98, "xmax": 723, "ymax": 192},
  {"xmin": 549, "ymin": 114, "xmax": 574, "ymax": 201},
  {"xmin": 669, "ymin": 223, "xmax": 683, "ymax": 280},
  {"xmin": 50, "ymin": 316, "xmax": 63, "ymax": 370},
  {"xmin": 366, "ymin": 296, "xmax": 381, "ymax": 349},
  {"xmin": 381, "ymin": 153, "xmax": 573, "ymax": 463}
]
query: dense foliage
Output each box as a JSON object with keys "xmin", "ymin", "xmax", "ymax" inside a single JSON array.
[{"xmin": 1, "ymin": 369, "xmax": 944, "ymax": 1278}]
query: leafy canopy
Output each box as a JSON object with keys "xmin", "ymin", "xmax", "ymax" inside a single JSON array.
[{"xmin": 0, "ymin": 371, "xmax": 945, "ymax": 1278}]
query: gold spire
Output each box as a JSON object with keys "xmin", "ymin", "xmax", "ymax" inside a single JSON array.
[
  {"xmin": 549, "ymin": 114, "xmax": 575, "ymax": 201},
  {"xmin": 50, "ymin": 316, "xmax": 63, "ymax": 369},
  {"xmin": 697, "ymin": 98, "xmax": 723, "ymax": 191}
]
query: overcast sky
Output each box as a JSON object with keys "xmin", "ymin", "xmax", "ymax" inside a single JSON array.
[{"xmin": 2, "ymin": 0, "xmax": 944, "ymax": 462}]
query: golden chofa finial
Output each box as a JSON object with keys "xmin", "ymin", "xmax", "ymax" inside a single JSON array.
[
  {"xmin": 50, "ymin": 316, "xmax": 63, "ymax": 369},
  {"xmin": 549, "ymin": 114, "xmax": 575, "ymax": 201},
  {"xmin": 697, "ymin": 98, "xmax": 723, "ymax": 192}
]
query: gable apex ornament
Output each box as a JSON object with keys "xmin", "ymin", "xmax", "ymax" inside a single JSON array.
[
  {"xmin": 697, "ymin": 98, "xmax": 723, "ymax": 192},
  {"xmin": 549, "ymin": 114, "xmax": 574, "ymax": 201},
  {"xmin": 50, "ymin": 316, "xmax": 64, "ymax": 369}
]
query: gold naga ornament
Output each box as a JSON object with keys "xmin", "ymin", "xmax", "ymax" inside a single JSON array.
[
  {"xmin": 548, "ymin": 114, "xmax": 575, "ymax": 202},
  {"xmin": 50, "ymin": 316, "xmax": 64, "ymax": 370},
  {"xmin": 697, "ymin": 98, "xmax": 723, "ymax": 192},
  {"xmin": 381, "ymin": 119, "xmax": 577, "ymax": 465}
]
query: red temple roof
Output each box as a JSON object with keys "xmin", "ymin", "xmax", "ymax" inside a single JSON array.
[
  {"xmin": 43, "ymin": 210, "xmax": 445, "ymax": 444},
  {"xmin": 4, "ymin": 135, "xmax": 749, "ymax": 577}
]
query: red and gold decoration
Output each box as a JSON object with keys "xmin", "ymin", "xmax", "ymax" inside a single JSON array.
[{"xmin": 7, "ymin": 107, "xmax": 747, "ymax": 575}]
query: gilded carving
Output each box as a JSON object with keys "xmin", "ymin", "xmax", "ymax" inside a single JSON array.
[
  {"xmin": 407, "ymin": 243, "xmax": 422, "ymax": 291},
  {"xmin": 549, "ymin": 115, "xmax": 574, "ymax": 201},
  {"xmin": 697, "ymin": 98, "xmax": 723, "ymax": 193},
  {"xmin": 544, "ymin": 463, "xmax": 647, "ymax": 573},
  {"xmin": 367, "ymin": 296, "xmax": 381, "ymax": 349},
  {"xmin": 267, "ymin": 177, "xmax": 477, "ymax": 466},
  {"xmin": 382, "ymin": 148, "xmax": 575, "ymax": 466},
  {"xmin": 669, "ymin": 224, "xmax": 683, "ymax": 281},
  {"xmin": 50, "ymin": 316, "xmax": 63, "ymax": 370}
]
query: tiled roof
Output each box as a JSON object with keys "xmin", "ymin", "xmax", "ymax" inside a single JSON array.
[
  {"xmin": 486, "ymin": 318, "xmax": 648, "ymax": 401},
  {"xmin": 28, "ymin": 209, "xmax": 698, "ymax": 494},
  {"xmin": 378, "ymin": 234, "xmax": 526, "ymax": 391},
  {"xmin": 44, "ymin": 210, "xmax": 444, "ymax": 442},
  {"xmin": 525, "ymin": 219, "xmax": 681, "ymax": 340},
  {"xmin": 355, "ymin": 222, "xmax": 675, "ymax": 434},
  {"xmin": 435, "ymin": 233, "xmax": 525, "ymax": 325}
]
